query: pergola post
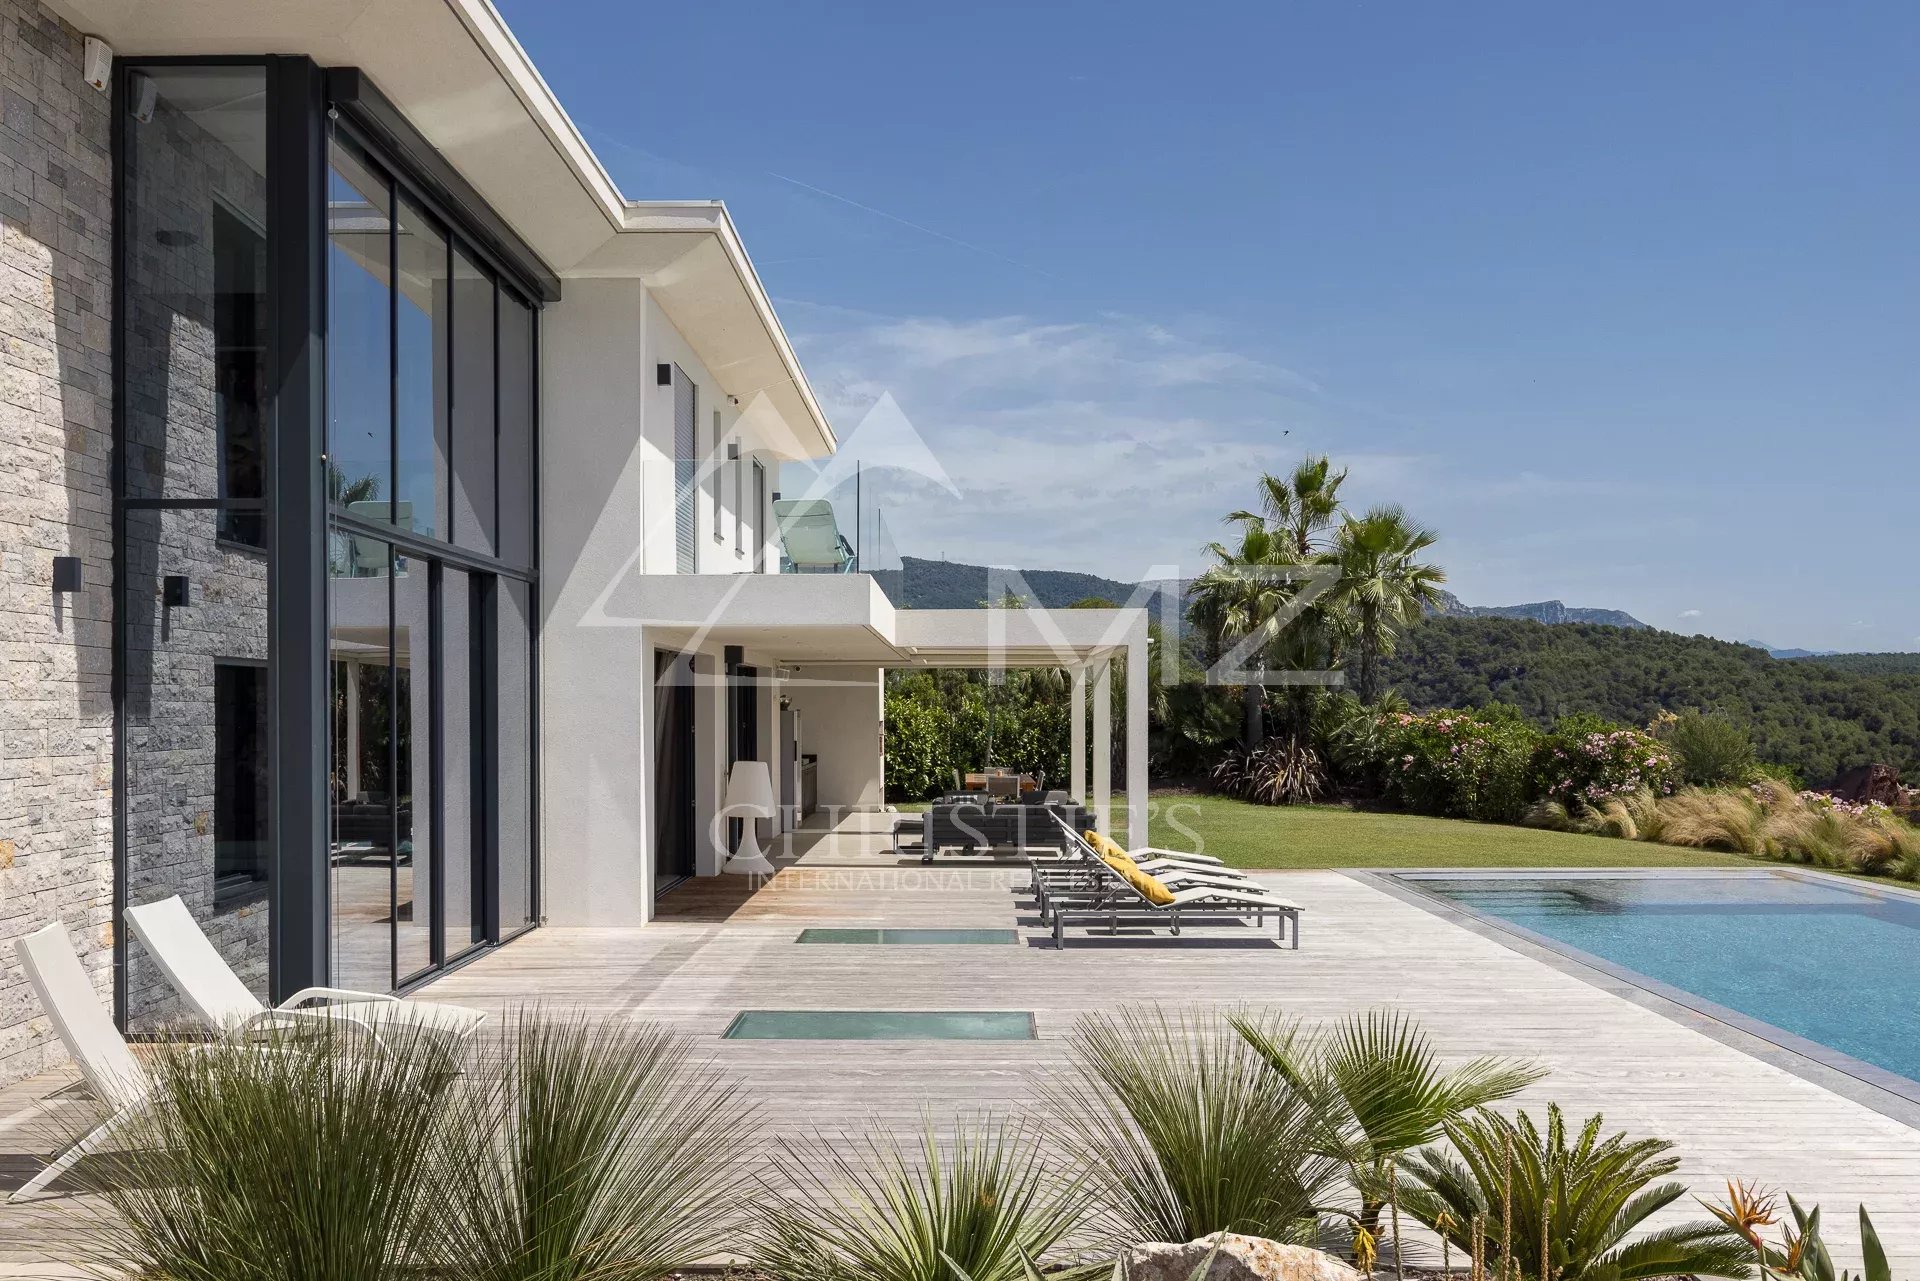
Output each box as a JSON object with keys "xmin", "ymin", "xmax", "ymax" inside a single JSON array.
[
  {"xmin": 1069, "ymin": 665, "xmax": 1087, "ymax": 803},
  {"xmin": 1127, "ymin": 629, "xmax": 1149, "ymax": 851},
  {"xmin": 1092, "ymin": 657, "xmax": 1112, "ymax": 833}
]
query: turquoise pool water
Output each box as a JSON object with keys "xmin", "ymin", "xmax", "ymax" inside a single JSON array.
[{"xmin": 1409, "ymin": 873, "xmax": 1920, "ymax": 1084}]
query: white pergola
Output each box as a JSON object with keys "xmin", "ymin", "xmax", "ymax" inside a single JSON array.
[{"xmin": 616, "ymin": 573, "xmax": 1153, "ymax": 838}]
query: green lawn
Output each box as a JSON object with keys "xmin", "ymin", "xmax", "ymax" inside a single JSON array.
[
  {"xmin": 1129, "ymin": 792, "xmax": 1756, "ymax": 871},
  {"xmin": 896, "ymin": 789, "xmax": 1757, "ymax": 870}
]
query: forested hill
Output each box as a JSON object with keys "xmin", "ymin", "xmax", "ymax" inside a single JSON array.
[
  {"xmin": 1380, "ymin": 617, "xmax": 1920, "ymax": 785},
  {"xmin": 896, "ymin": 557, "xmax": 1171, "ymax": 616},
  {"xmin": 1793, "ymin": 652, "xmax": 1920, "ymax": 677}
]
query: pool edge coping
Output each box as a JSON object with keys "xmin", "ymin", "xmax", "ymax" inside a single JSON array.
[{"xmin": 1350, "ymin": 866, "xmax": 1920, "ymax": 1132}]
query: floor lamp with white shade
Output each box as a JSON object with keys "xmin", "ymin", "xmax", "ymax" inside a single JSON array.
[{"xmin": 722, "ymin": 760, "xmax": 777, "ymax": 875}]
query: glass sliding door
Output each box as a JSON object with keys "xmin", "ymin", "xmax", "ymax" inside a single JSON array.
[
  {"xmin": 392, "ymin": 553, "xmax": 434, "ymax": 981},
  {"xmin": 498, "ymin": 580, "xmax": 535, "ymax": 932},
  {"xmin": 439, "ymin": 568, "xmax": 485, "ymax": 959},
  {"xmin": 329, "ymin": 534, "xmax": 396, "ymax": 993},
  {"xmin": 322, "ymin": 116, "xmax": 539, "ymax": 992}
]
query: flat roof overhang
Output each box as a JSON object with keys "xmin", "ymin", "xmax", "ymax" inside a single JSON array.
[
  {"xmin": 613, "ymin": 574, "xmax": 1149, "ymax": 669},
  {"xmin": 56, "ymin": 0, "xmax": 835, "ymax": 458}
]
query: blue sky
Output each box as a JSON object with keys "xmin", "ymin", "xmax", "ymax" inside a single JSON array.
[{"xmin": 501, "ymin": 0, "xmax": 1919, "ymax": 652}]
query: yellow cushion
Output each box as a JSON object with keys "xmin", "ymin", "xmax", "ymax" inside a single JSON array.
[{"xmin": 1084, "ymin": 830, "xmax": 1175, "ymax": 906}]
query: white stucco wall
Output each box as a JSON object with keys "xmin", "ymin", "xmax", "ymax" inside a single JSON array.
[
  {"xmin": 785, "ymin": 666, "xmax": 885, "ymax": 813},
  {"xmin": 538, "ymin": 278, "xmax": 652, "ymax": 926},
  {"xmin": 639, "ymin": 293, "xmax": 776, "ymax": 577}
]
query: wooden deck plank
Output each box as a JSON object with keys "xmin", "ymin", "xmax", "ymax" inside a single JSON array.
[{"xmin": 2, "ymin": 837, "xmax": 1915, "ymax": 1274}]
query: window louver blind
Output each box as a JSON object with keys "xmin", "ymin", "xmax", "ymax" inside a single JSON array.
[{"xmin": 673, "ymin": 367, "xmax": 697, "ymax": 573}]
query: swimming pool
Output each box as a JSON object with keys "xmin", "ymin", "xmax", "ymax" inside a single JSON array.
[{"xmin": 1402, "ymin": 871, "xmax": 1920, "ymax": 1088}]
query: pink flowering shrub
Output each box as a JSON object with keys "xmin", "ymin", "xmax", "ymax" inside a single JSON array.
[
  {"xmin": 1530, "ymin": 723, "xmax": 1678, "ymax": 807},
  {"xmin": 1373, "ymin": 707, "xmax": 1539, "ymax": 822},
  {"xmin": 1365, "ymin": 706, "xmax": 1678, "ymax": 824}
]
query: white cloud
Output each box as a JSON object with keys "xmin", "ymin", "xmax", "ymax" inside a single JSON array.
[
  {"xmin": 781, "ymin": 307, "xmax": 1354, "ymax": 581},
  {"xmin": 775, "ymin": 306, "xmax": 1739, "ymax": 608},
  {"xmin": 1679, "ymin": 608, "xmax": 1703, "ymax": 619}
]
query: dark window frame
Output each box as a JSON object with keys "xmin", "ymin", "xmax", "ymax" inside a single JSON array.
[
  {"xmin": 323, "ymin": 112, "xmax": 541, "ymax": 995},
  {"xmin": 111, "ymin": 55, "xmax": 543, "ymax": 1027}
]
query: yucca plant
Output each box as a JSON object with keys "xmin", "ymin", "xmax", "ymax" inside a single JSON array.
[
  {"xmin": 1231, "ymin": 1009, "xmax": 1545, "ymax": 1255},
  {"xmin": 433, "ymin": 1011, "xmax": 758, "ymax": 1281},
  {"xmin": 1041, "ymin": 1007, "xmax": 1341, "ymax": 1246},
  {"xmin": 1400, "ymin": 1103, "xmax": 1750, "ymax": 1281},
  {"xmin": 752, "ymin": 1116, "xmax": 1091, "ymax": 1281},
  {"xmin": 69, "ymin": 1020, "xmax": 455, "ymax": 1281}
]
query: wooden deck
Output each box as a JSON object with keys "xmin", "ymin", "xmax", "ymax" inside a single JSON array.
[{"xmin": 3, "ymin": 826, "xmax": 1917, "ymax": 1274}]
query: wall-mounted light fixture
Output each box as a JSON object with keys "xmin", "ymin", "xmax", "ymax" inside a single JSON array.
[
  {"xmin": 81, "ymin": 36, "xmax": 112, "ymax": 92},
  {"xmin": 656, "ymin": 363, "xmax": 672, "ymax": 386},
  {"xmin": 52, "ymin": 557, "xmax": 83, "ymax": 593},
  {"xmin": 727, "ymin": 442, "xmax": 740, "ymax": 461},
  {"xmin": 163, "ymin": 575, "xmax": 190, "ymax": 607}
]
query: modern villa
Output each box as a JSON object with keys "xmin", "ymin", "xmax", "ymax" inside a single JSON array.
[
  {"xmin": 11, "ymin": 2, "xmax": 1920, "ymax": 1271},
  {"xmin": 0, "ymin": 0, "xmax": 1151, "ymax": 1078}
]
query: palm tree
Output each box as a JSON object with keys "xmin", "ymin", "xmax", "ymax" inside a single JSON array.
[
  {"xmin": 1230, "ymin": 455, "xmax": 1349, "ymax": 558},
  {"xmin": 1331, "ymin": 505, "xmax": 1446, "ymax": 704},
  {"xmin": 1190, "ymin": 519, "xmax": 1300, "ymax": 745}
]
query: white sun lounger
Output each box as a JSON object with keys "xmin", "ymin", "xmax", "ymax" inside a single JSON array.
[
  {"xmin": 9, "ymin": 923, "xmax": 152, "ymax": 1201},
  {"xmin": 124, "ymin": 896, "xmax": 487, "ymax": 1044}
]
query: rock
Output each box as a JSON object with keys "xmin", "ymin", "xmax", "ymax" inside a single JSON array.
[{"xmin": 1125, "ymin": 1233, "xmax": 1367, "ymax": 1281}]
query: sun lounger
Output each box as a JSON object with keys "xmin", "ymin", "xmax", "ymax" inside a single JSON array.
[
  {"xmin": 1032, "ymin": 819, "xmax": 1300, "ymax": 948},
  {"xmin": 9, "ymin": 923, "xmax": 155, "ymax": 1201},
  {"xmin": 124, "ymin": 895, "xmax": 487, "ymax": 1044}
]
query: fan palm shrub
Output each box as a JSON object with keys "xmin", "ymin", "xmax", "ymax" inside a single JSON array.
[
  {"xmin": 1400, "ymin": 1103, "xmax": 1750, "ymax": 1281},
  {"xmin": 752, "ymin": 1116, "xmax": 1091, "ymax": 1281},
  {"xmin": 70, "ymin": 1020, "xmax": 454, "ymax": 1281},
  {"xmin": 1041, "ymin": 1007, "xmax": 1341, "ymax": 1246},
  {"xmin": 433, "ymin": 1011, "xmax": 758, "ymax": 1281},
  {"xmin": 1230, "ymin": 1010, "xmax": 1545, "ymax": 1255}
]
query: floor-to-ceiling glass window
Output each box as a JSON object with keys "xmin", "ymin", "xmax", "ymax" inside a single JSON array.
[
  {"xmin": 324, "ymin": 121, "xmax": 539, "ymax": 991},
  {"xmin": 117, "ymin": 64, "xmax": 539, "ymax": 1021},
  {"xmin": 118, "ymin": 63, "xmax": 274, "ymax": 1029}
]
